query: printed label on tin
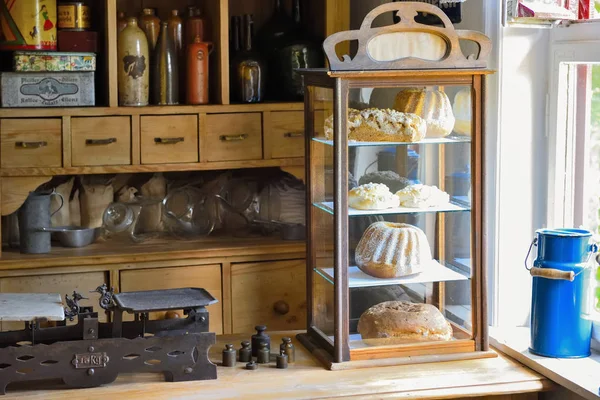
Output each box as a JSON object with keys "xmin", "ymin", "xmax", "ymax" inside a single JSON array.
[
  {"xmin": 0, "ymin": 0, "xmax": 57, "ymax": 50},
  {"xmin": 58, "ymin": 4, "xmax": 91, "ymax": 29}
]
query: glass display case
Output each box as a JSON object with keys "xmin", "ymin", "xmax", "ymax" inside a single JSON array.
[{"xmin": 296, "ymin": 2, "xmax": 495, "ymax": 367}]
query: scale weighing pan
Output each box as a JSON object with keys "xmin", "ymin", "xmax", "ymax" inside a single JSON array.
[{"xmin": 113, "ymin": 288, "xmax": 218, "ymax": 314}]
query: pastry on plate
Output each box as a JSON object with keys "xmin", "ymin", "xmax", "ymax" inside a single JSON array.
[
  {"xmin": 358, "ymin": 301, "xmax": 453, "ymax": 343},
  {"xmin": 395, "ymin": 184, "xmax": 450, "ymax": 208},
  {"xmin": 348, "ymin": 183, "xmax": 399, "ymax": 210},
  {"xmin": 324, "ymin": 108, "xmax": 426, "ymax": 142},
  {"xmin": 355, "ymin": 221, "xmax": 432, "ymax": 278}
]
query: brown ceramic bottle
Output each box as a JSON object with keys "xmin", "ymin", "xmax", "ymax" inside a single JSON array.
[
  {"xmin": 185, "ymin": 6, "xmax": 206, "ymax": 44},
  {"xmin": 117, "ymin": 17, "xmax": 149, "ymax": 106},
  {"xmin": 186, "ymin": 35, "xmax": 211, "ymax": 105},
  {"xmin": 117, "ymin": 11, "xmax": 128, "ymax": 34},
  {"xmin": 167, "ymin": 9, "xmax": 183, "ymax": 53},
  {"xmin": 139, "ymin": 8, "xmax": 160, "ymax": 50},
  {"xmin": 151, "ymin": 21, "xmax": 179, "ymax": 105}
]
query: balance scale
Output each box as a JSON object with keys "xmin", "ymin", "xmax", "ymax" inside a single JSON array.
[{"xmin": 0, "ymin": 286, "xmax": 218, "ymax": 394}]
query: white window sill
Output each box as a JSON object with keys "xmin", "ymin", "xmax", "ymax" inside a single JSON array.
[{"xmin": 489, "ymin": 326, "xmax": 600, "ymax": 400}]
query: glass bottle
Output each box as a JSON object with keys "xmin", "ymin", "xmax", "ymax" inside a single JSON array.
[
  {"xmin": 229, "ymin": 15, "xmax": 241, "ymax": 57},
  {"xmin": 151, "ymin": 21, "xmax": 179, "ymax": 105},
  {"xmin": 256, "ymin": 0, "xmax": 294, "ymax": 53},
  {"xmin": 274, "ymin": 0, "xmax": 323, "ymax": 100},
  {"xmin": 230, "ymin": 14, "xmax": 265, "ymax": 103},
  {"xmin": 117, "ymin": 17, "xmax": 149, "ymax": 106},
  {"xmin": 139, "ymin": 8, "xmax": 160, "ymax": 51}
]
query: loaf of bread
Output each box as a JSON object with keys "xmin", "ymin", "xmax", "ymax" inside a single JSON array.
[
  {"xmin": 348, "ymin": 183, "xmax": 400, "ymax": 210},
  {"xmin": 324, "ymin": 108, "xmax": 426, "ymax": 142},
  {"xmin": 357, "ymin": 301, "xmax": 453, "ymax": 343},
  {"xmin": 394, "ymin": 88, "xmax": 455, "ymax": 138}
]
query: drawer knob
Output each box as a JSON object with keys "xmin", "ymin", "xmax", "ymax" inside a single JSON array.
[
  {"xmin": 219, "ymin": 134, "xmax": 248, "ymax": 142},
  {"xmin": 273, "ymin": 300, "xmax": 290, "ymax": 315},
  {"xmin": 16, "ymin": 141, "xmax": 47, "ymax": 149},
  {"xmin": 86, "ymin": 138, "xmax": 117, "ymax": 145},
  {"xmin": 155, "ymin": 137, "xmax": 185, "ymax": 144},
  {"xmin": 284, "ymin": 131, "xmax": 304, "ymax": 138}
]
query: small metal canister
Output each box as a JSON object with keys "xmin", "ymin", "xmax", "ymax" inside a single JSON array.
[
  {"xmin": 256, "ymin": 342, "xmax": 270, "ymax": 364},
  {"xmin": 238, "ymin": 341, "xmax": 252, "ymax": 363},
  {"xmin": 222, "ymin": 344, "xmax": 236, "ymax": 367},
  {"xmin": 251, "ymin": 325, "xmax": 270, "ymax": 357},
  {"xmin": 58, "ymin": 2, "xmax": 91, "ymax": 31}
]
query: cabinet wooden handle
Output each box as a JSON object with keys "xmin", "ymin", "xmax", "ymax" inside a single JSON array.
[
  {"xmin": 219, "ymin": 134, "xmax": 248, "ymax": 142},
  {"xmin": 273, "ymin": 300, "xmax": 290, "ymax": 315},
  {"xmin": 284, "ymin": 131, "xmax": 304, "ymax": 138},
  {"xmin": 154, "ymin": 137, "xmax": 185, "ymax": 144},
  {"xmin": 16, "ymin": 141, "xmax": 47, "ymax": 149},
  {"xmin": 86, "ymin": 138, "xmax": 117, "ymax": 145},
  {"xmin": 530, "ymin": 267, "xmax": 575, "ymax": 282}
]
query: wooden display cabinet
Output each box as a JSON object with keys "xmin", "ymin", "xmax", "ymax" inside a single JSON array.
[{"xmin": 297, "ymin": 3, "xmax": 495, "ymax": 368}]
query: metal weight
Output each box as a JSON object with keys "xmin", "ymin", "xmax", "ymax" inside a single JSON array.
[
  {"xmin": 256, "ymin": 342, "xmax": 270, "ymax": 364},
  {"xmin": 251, "ymin": 325, "xmax": 270, "ymax": 357},
  {"xmin": 276, "ymin": 351, "xmax": 288, "ymax": 369},
  {"xmin": 238, "ymin": 340, "xmax": 252, "ymax": 362},
  {"xmin": 281, "ymin": 337, "xmax": 295, "ymax": 363},
  {"xmin": 222, "ymin": 344, "xmax": 236, "ymax": 367}
]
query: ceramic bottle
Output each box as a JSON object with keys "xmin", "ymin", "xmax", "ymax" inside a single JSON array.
[
  {"xmin": 186, "ymin": 35, "xmax": 211, "ymax": 105},
  {"xmin": 139, "ymin": 8, "xmax": 160, "ymax": 51},
  {"xmin": 118, "ymin": 17, "xmax": 149, "ymax": 106},
  {"xmin": 151, "ymin": 21, "xmax": 179, "ymax": 105},
  {"xmin": 185, "ymin": 6, "xmax": 206, "ymax": 44}
]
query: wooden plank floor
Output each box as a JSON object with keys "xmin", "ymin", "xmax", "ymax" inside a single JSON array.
[{"xmin": 3, "ymin": 332, "xmax": 555, "ymax": 400}]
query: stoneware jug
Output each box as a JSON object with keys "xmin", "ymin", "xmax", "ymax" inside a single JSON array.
[
  {"xmin": 186, "ymin": 36, "xmax": 212, "ymax": 104},
  {"xmin": 18, "ymin": 191, "xmax": 63, "ymax": 254},
  {"xmin": 118, "ymin": 17, "xmax": 150, "ymax": 106}
]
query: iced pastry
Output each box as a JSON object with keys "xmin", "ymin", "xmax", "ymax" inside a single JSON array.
[
  {"xmin": 348, "ymin": 183, "xmax": 400, "ymax": 210},
  {"xmin": 395, "ymin": 184, "xmax": 450, "ymax": 208}
]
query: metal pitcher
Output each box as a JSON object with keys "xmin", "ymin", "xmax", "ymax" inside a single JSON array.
[{"xmin": 18, "ymin": 191, "xmax": 63, "ymax": 254}]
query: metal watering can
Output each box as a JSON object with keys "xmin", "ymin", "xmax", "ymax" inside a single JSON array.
[{"xmin": 525, "ymin": 228, "xmax": 598, "ymax": 358}]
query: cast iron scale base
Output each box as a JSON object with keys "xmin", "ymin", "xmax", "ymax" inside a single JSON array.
[{"xmin": 0, "ymin": 286, "xmax": 218, "ymax": 394}]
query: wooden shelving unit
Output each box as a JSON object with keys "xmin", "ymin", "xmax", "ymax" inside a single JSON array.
[{"xmin": 0, "ymin": 0, "xmax": 349, "ymax": 335}]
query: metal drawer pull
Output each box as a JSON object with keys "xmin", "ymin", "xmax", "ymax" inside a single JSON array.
[
  {"xmin": 284, "ymin": 131, "xmax": 304, "ymax": 138},
  {"xmin": 86, "ymin": 138, "xmax": 117, "ymax": 145},
  {"xmin": 16, "ymin": 141, "xmax": 47, "ymax": 149},
  {"xmin": 219, "ymin": 134, "xmax": 248, "ymax": 142},
  {"xmin": 154, "ymin": 137, "xmax": 185, "ymax": 144}
]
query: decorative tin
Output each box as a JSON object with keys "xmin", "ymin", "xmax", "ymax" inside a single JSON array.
[
  {"xmin": 0, "ymin": 0, "xmax": 57, "ymax": 50},
  {"xmin": 1, "ymin": 72, "xmax": 95, "ymax": 107},
  {"xmin": 13, "ymin": 51, "xmax": 96, "ymax": 72},
  {"xmin": 58, "ymin": 2, "xmax": 91, "ymax": 31},
  {"xmin": 57, "ymin": 30, "xmax": 97, "ymax": 52}
]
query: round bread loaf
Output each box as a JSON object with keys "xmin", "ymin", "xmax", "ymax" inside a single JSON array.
[
  {"xmin": 453, "ymin": 88, "xmax": 472, "ymax": 136},
  {"xmin": 348, "ymin": 183, "xmax": 399, "ymax": 210},
  {"xmin": 394, "ymin": 88, "xmax": 455, "ymax": 138},
  {"xmin": 355, "ymin": 222, "xmax": 432, "ymax": 278},
  {"xmin": 324, "ymin": 108, "xmax": 426, "ymax": 142},
  {"xmin": 358, "ymin": 301, "xmax": 453, "ymax": 343},
  {"xmin": 396, "ymin": 184, "xmax": 450, "ymax": 208},
  {"xmin": 358, "ymin": 171, "xmax": 411, "ymax": 193}
]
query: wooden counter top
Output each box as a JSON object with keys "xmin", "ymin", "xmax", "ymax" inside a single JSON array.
[{"xmin": 4, "ymin": 332, "xmax": 555, "ymax": 400}]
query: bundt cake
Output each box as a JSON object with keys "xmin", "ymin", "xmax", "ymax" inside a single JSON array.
[
  {"xmin": 355, "ymin": 221, "xmax": 432, "ymax": 278},
  {"xmin": 453, "ymin": 88, "xmax": 472, "ymax": 136},
  {"xmin": 393, "ymin": 88, "xmax": 455, "ymax": 138},
  {"xmin": 357, "ymin": 301, "xmax": 453, "ymax": 343},
  {"xmin": 324, "ymin": 108, "xmax": 426, "ymax": 142}
]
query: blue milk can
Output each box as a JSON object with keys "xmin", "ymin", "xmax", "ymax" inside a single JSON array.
[{"xmin": 526, "ymin": 228, "xmax": 597, "ymax": 358}]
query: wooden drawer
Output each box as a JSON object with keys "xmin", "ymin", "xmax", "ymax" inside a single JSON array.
[
  {"xmin": 120, "ymin": 264, "xmax": 223, "ymax": 335},
  {"xmin": 141, "ymin": 115, "xmax": 198, "ymax": 164},
  {"xmin": 205, "ymin": 113, "xmax": 262, "ymax": 162},
  {"xmin": 270, "ymin": 111, "xmax": 305, "ymax": 159},
  {"xmin": 1, "ymin": 118, "xmax": 62, "ymax": 168},
  {"xmin": 0, "ymin": 271, "xmax": 108, "ymax": 332},
  {"xmin": 231, "ymin": 259, "xmax": 306, "ymax": 333},
  {"xmin": 72, "ymin": 116, "xmax": 131, "ymax": 166}
]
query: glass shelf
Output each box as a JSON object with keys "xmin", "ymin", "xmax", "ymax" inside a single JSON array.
[
  {"xmin": 312, "ymin": 136, "xmax": 471, "ymax": 147},
  {"xmin": 313, "ymin": 200, "xmax": 470, "ymax": 216},
  {"xmin": 316, "ymin": 262, "xmax": 469, "ymax": 288}
]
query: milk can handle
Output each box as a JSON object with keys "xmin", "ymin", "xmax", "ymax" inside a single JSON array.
[
  {"xmin": 50, "ymin": 191, "xmax": 64, "ymax": 218},
  {"xmin": 525, "ymin": 237, "xmax": 598, "ymax": 282},
  {"xmin": 524, "ymin": 237, "xmax": 537, "ymax": 271}
]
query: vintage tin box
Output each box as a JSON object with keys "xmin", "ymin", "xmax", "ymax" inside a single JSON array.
[
  {"xmin": 13, "ymin": 51, "xmax": 96, "ymax": 72},
  {"xmin": 0, "ymin": 72, "xmax": 95, "ymax": 107}
]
